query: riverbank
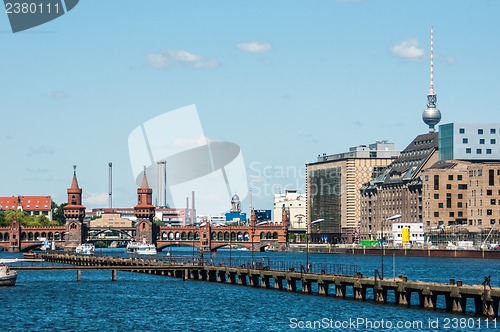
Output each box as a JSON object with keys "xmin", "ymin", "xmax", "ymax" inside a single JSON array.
[{"xmin": 288, "ymin": 244, "xmax": 500, "ymax": 259}]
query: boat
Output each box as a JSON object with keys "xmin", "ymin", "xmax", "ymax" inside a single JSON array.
[
  {"xmin": 237, "ymin": 247, "xmax": 249, "ymax": 251},
  {"xmin": 75, "ymin": 243, "xmax": 95, "ymax": 255},
  {"xmin": 23, "ymin": 251, "xmax": 39, "ymax": 259},
  {"xmin": 126, "ymin": 240, "xmax": 157, "ymax": 255},
  {"xmin": 0, "ymin": 262, "xmax": 17, "ymax": 286}
]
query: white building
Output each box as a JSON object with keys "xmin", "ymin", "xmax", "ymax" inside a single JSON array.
[
  {"xmin": 273, "ymin": 189, "xmax": 306, "ymax": 230},
  {"xmin": 391, "ymin": 222, "xmax": 425, "ymax": 245}
]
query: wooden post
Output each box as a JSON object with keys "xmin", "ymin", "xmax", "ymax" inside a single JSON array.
[
  {"xmin": 112, "ymin": 270, "xmax": 117, "ymax": 281},
  {"xmin": 77, "ymin": 270, "xmax": 81, "ymax": 282}
]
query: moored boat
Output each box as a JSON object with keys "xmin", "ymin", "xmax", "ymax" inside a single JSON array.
[
  {"xmin": 126, "ymin": 240, "xmax": 157, "ymax": 255},
  {"xmin": 75, "ymin": 243, "xmax": 95, "ymax": 255},
  {"xmin": 0, "ymin": 263, "xmax": 17, "ymax": 286}
]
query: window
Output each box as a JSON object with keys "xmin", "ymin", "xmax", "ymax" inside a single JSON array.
[
  {"xmin": 457, "ymin": 202, "xmax": 463, "ymax": 208},
  {"xmin": 491, "ymin": 199, "xmax": 496, "ymax": 205},
  {"xmin": 487, "ymin": 189, "xmax": 493, "ymax": 196},
  {"xmin": 487, "ymin": 149, "xmax": 492, "ymax": 154},
  {"xmin": 434, "ymin": 175, "xmax": 439, "ymax": 190},
  {"xmin": 459, "ymin": 128, "xmax": 465, "ymax": 134},
  {"xmin": 458, "ymin": 184, "xmax": 467, "ymax": 190},
  {"xmin": 477, "ymin": 149, "xmax": 482, "ymax": 154},
  {"xmin": 458, "ymin": 175, "xmax": 463, "ymax": 180},
  {"xmin": 491, "ymin": 219, "xmax": 496, "ymax": 225},
  {"xmin": 449, "ymin": 212, "xmax": 454, "ymax": 217},
  {"xmin": 466, "ymin": 148, "xmax": 472, "ymax": 154},
  {"xmin": 434, "ymin": 212, "xmax": 439, "ymax": 217},
  {"xmin": 446, "ymin": 184, "xmax": 452, "ymax": 189},
  {"xmin": 458, "ymin": 212, "xmax": 463, "ymax": 217},
  {"xmin": 480, "ymin": 139, "xmax": 485, "ymax": 144},
  {"xmin": 487, "ymin": 209, "xmax": 493, "ymax": 216},
  {"xmin": 489, "ymin": 169, "xmax": 495, "ymax": 186},
  {"xmin": 491, "ymin": 139, "xmax": 496, "ymax": 144},
  {"xmin": 448, "ymin": 175, "xmax": 454, "ymax": 181},
  {"xmin": 478, "ymin": 129, "xmax": 484, "ymax": 134},
  {"xmin": 463, "ymin": 138, "xmax": 468, "ymax": 144},
  {"xmin": 434, "ymin": 194, "xmax": 439, "ymax": 199},
  {"xmin": 491, "ymin": 128, "xmax": 496, "ymax": 134},
  {"xmin": 458, "ymin": 194, "xmax": 463, "ymax": 199},
  {"xmin": 438, "ymin": 203, "xmax": 443, "ymax": 208}
]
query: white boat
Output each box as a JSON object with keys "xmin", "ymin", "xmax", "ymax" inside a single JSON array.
[
  {"xmin": 126, "ymin": 241, "xmax": 157, "ymax": 255},
  {"xmin": 75, "ymin": 243, "xmax": 95, "ymax": 255},
  {"xmin": 0, "ymin": 262, "xmax": 17, "ymax": 286},
  {"xmin": 237, "ymin": 247, "xmax": 249, "ymax": 251}
]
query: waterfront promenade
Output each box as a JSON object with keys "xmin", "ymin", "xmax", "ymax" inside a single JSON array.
[{"xmin": 36, "ymin": 253, "xmax": 500, "ymax": 318}]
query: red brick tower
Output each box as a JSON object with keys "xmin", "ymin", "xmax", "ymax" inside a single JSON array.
[
  {"xmin": 134, "ymin": 168, "xmax": 157, "ymax": 244},
  {"xmin": 64, "ymin": 166, "xmax": 86, "ymax": 250}
]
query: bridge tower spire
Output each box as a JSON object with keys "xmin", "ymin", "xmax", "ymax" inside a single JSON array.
[
  {"xmin": 134, "ymin": 167, "xmax": 158, "ymax": 245},
  {"xmin": 64, "ymin": 165, "xmax": 87, "ymax": 250}
]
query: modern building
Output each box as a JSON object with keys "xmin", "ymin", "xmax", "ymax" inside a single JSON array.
[
  {"xmin": 391, "ymin": 222, "xmax": 425, "ymax": 246},
  {"xmin": 307, "ymin": 141, "xmax": 399, "ymax": 243},
  {"xmin": 273, "ymin": 189, "xmax": 306, "ymax": 230},
  {"xmin": 439, "ymin": 123, "xmax": 500, "ymax": 161}
]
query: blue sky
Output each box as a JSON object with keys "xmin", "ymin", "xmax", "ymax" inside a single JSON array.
[{"xmin": 1, "ymin": 0, "xmax": 499, "ymax": 215}]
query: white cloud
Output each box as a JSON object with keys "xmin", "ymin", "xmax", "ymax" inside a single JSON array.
[
  {"xmin": 84, "ymin": 192, "xmax": 109, "ymax": 206},
  {"xmin": 146, "ymin": 50, "xmax": 218, "ymax": 69},
  {"xmin": 238, "ymin": 41, "xmax": 272, "ymax": 53},
  {"xmin": 27, "ymin": 145, "xmax": 54, "ymax": 156},
  {"xmin": 391, "ymin": 38, "xmax": 424, "ymax": 60},
  {"xmin": 446, "ymin": 56, "xmax": 456, "ymax": 64},
  {"xmin": 51, "ymin": 91, "xmax": 67, "ymax": 100}
]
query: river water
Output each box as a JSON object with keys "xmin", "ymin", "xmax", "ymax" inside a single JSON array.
[{"xmin": 1, "ymin": 248, "xmax": 499, "ymax": 331}]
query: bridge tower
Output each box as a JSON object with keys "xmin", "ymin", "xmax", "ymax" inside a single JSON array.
[
  {"xmin": 134, "ymin": 167, "xmax": 158, "ymax": 244},
  {"xmin": 8, "ymin": 218, "xmax": 21, "ymax": 252},
  {"xmin": 64, "ymin": 166, "xmax": 86, "ymax": 250}
]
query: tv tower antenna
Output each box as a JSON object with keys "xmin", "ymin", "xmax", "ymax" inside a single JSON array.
[
  {"xmin": 429, "ymin": 26, "xmax": 434, "ymax": 96},
  {"xmin": 422, "ymin": 25, "xmax": 441, "ymax": 132}
]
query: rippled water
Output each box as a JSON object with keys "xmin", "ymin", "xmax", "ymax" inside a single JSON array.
[{"xmin": 1, "ymin": 249, "xmax": 499, "ymax": 331}]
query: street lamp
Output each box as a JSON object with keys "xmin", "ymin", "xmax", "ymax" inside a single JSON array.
[
  {"xmin": 306, "ymin": 218, "xmax": 324, "ymax": 272},
  {"xmin": 381, "ymin": 214, "xmax": 401, "ymax": 279}
]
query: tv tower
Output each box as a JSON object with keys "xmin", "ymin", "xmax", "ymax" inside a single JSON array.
[{"xmin": 422, "ymin": 26, "xmax": 442, "ymax": 133}]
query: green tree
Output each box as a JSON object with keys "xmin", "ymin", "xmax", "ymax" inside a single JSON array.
[
  {"xmin": 52, "ymin": 201, "xmax": 66, "ymax": 225},
  {"xmin": 5, "ymin": 210, "xmax": 29, "ymax": 225},
  {"xmin": 0, "ymin": 212, "xmax": 7, "ymax": 227}
]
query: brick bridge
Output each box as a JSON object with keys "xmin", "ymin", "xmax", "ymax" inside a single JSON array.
[
  {"xmin": 0, "ymin": 219, "xmax": 66, "ymax": 252},
  {"xmin": 157, "ymin": 222, "xmax": 287, "ymax": 252}
]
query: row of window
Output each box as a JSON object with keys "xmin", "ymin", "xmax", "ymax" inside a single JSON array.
[
  {"xmin": 459, "ymin": 128, "xmax": 498, "ymax": 135},
  {"xmin": 465, "ymin": 148, "xmax": 494, "ymax": 154},
  {"xmin": 462, "ymin": 138, "xmax": 496, "ymax": 144}
]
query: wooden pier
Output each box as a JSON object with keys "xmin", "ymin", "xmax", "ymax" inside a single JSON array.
[{"xmin": 31, "ymin": 253, "xmax": 500, "ymax": 317}]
